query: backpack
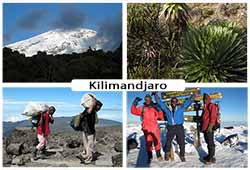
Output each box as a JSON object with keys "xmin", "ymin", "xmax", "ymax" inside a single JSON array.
[
  {"xmin": 208, "ymin": 103, "xmax": 221, "ymax": 131},
  {"xmin": 70, "ymin": 114, "xmax": 82, "ymax": 131},
  {"xmin": 31, "ymin": 115, "xmax": 40, "ymax": 127}
]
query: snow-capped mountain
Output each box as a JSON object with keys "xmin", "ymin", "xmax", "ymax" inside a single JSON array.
[{"xmin": 6, "ymin": 28, "xmax": 108, "ymax": 57}]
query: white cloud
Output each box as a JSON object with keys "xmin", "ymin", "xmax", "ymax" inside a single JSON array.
[
  {"xmin": 3, "ymin": 98, "xmax": 122, "ymax": 122},
  {"xmin": 7, "ymin": 116, "xmax": 24, "ymax": 122},
  {"xmin": 4, "ymin": 99, "xmax": 79, "ymax": 108}
]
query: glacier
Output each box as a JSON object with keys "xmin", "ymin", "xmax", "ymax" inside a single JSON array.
[{"xmin": 6, "ymin": 28, "xmax": 109, "ymax": 57}]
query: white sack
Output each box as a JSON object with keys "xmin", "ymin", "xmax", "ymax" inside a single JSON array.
[
  {"xmin": 81, "ymin": 93, "xmax": 96, "ymax": 108},
  {"xmin": 22, "ymin": 102, "xmax": 49, "ymax": 116}
]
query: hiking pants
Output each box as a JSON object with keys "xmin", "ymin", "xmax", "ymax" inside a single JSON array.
[
  {"xmin": 204, "ymin": 131, "xmax": 215, "ymax": 159},
  {"xmin": 165, "ymin": 124, "xmax": 185, "ymax": 157},
  {"xmin": 143, "ymin": 130, "xmax": 161, "ymax": 152},
  {"xmin": 82, "ymin": 132, "xmax": 96, "ymax": 163},
  {"xmin": 36, "ymin": 134, "xmax": 48, "ymax": 151}
]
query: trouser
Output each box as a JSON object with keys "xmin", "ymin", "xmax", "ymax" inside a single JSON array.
[
  {"xmin": 82, "ymin": 131, "xmax": 96, "ymax": 163},
  {"xmin": 143, "ymin": 130, "xmax": 161, "ymax": 152},
  {"xmin": 36, "ymin": 134, "xmax": 48, "ymax": 151},
  {"xmin": 204, "ymin": 131, "xmax": 215, "ymax": 159},
  {"xmin": 165, "ymin": 124, "xmax": 185, "ymax": 157}
]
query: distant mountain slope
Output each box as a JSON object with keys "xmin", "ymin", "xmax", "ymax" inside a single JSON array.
[
  {"xmin": 6, "ymin": 28, "xmax": 108, "ymax": 57},
  {"xmin": 3, "ymin": 117, "xmax": 121, "ymax": 137}
]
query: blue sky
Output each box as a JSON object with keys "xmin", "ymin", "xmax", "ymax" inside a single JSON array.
[
  {"xmin": 3, "ymin": 88, "xmax": 122, "ymax": 122},
  {"xmin": 127, "ymin": 88, "xmax": 248, "ymax": 124},
  {"xmin": 3, "ymin": 3, "xmax": 122, "ymax": 46}
]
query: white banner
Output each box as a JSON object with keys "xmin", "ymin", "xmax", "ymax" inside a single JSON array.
[{"xmin": 71, "ymin": 79, "xmax": 185, "ymax": 91}]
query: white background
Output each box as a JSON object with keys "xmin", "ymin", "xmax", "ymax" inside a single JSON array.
[{"xmin": 0, "ymin": 0, "xmax": 249, "ymax": 169}]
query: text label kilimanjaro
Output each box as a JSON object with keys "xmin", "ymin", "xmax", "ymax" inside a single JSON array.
[{"xmin": 89, "ymin": 81, "xmax": 167, "ymax": 91}]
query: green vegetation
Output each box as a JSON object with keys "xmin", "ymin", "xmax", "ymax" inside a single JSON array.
[
  {"xmin": 127, "ymin": 3, "xmax": 247, "ymax": 82},
  {"xmin": 3, "ymin": 44, "xmax": 122, "ymax": 82},
  {"xmin": 181, "ymin": 22, "xmax": 247, "ymax": 82}
]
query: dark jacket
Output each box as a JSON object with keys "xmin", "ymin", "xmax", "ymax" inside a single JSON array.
[{"xmin": 80, "ymin": 109, "xmax": 96, "ymax": 135}]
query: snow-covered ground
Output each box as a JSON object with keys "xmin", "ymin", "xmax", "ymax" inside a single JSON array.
[{"xmin": 127, "ymin": 122, "xmax": 248, "ymax": 168}]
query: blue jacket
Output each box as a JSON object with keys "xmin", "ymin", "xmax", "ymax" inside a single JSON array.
[{"xmin": 156, "ymin": 97, "xmax": 192, "ymax": 126}]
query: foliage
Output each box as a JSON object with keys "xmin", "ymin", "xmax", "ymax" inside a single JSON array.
[
  {"xmin": 127, "ymin": 4, "xmax": 166, "ymax": 79},
  {"xmin": 160, "ymin": 3, "xmax": 190, "ymax": 36},
  {"xmin": 127, "ymin": 3, "xmax": 247, "ymax": 82},
  {"xmin": 127, "ymin": 3, "xmax": 189, "ymax": 79},
  {"xmin": 3, "ymin": 44, "xmax": 122, "ymax": 82},
  {"xmin": 180, "ymin": 22, "xmax": 247, "ymax": 82}
]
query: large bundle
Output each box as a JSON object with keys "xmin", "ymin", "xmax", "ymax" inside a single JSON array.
[
  {"xmin": 81, "ymin": 93, "xmax": 96, "ymax": 108},
  {"xmin": 22, "ymin": 102, "xmax": 49, "ymax": 116}
]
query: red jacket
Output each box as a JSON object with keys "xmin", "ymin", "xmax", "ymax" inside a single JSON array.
[
  {"xmin": 37, "ymin": 111, "xmax": 54, "ymax": 136},
  {"xmin": 201, "ymin": 96, "xmax": 217, "ymax": 132},
  {"xmin": 131, "ymin": 104, "xmax": 164, "ymax": 132}
]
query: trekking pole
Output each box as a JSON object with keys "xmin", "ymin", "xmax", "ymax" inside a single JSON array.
[{"xmin": 194, "ymin": 101, "xmax": 201, "ymax": 148}]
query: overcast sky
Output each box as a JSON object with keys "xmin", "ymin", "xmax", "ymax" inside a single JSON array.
[{"xmin": 3, "ymin": 3, "xmax": 122, "ymax": 49}]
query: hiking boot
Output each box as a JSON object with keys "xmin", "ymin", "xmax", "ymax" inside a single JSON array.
[
  {"xmin": 211, "ymin": 157, "xmax": 216, "ymax": 163},
  {"xmin": 180, "ymin": 156, "xmax": 186, "ymax": 162},
  {"xmin": 32, "ymin": 148, "xmax": 38, "ymax": 161},
  {"xmin": 164, "ymin": 152, "xmax": 171, "ymax": 161},
  {"xmin": 157, "ymin": 155, "xmax": 163, "ymax": 161},
  {"xmin": 41, "ymin": 146, "xmax": 47, "ymax": 155},
  {"xmin": 156, "ymin": 150, "xmax": 163, "ymax": 161},
  {"xmin": 203, "ymin": 155, "xmax": 209, "ymax": 161},
  {"xmin": 204, "ymin": 157, "xmax": 216, "ymax": 164},
  {"xmin": 76, "ymin": 153, "xmax": 85, "ymax": 164},
  {"xmin": 82, "ymin": 156, "xmax": 94, "ymax": 165}
]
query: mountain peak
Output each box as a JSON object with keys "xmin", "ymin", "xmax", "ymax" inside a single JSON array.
[{"xmin": 6, "ymin": 28, "xmax": 107, "ymax": 57}]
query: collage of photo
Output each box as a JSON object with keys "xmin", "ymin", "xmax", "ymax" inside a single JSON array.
[{"xmin": 1, "ymin": 2, "xmax": 249, "ymax": 169}]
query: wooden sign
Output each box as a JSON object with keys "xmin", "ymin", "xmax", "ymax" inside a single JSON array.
[{"xmin": 161, "ymin": 88, "xmax": 200, "ymax": 99}]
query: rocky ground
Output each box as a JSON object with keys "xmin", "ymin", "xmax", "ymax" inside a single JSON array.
[
  {"xmin": 188, "ymin": 3, "xmax": 247, "ymax": 28},
  {"xmin": 3, "ymin": 126, "xmax": 122, "ymax": 167}
]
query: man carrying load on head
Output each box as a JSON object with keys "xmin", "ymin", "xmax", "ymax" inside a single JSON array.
[
  {"xmin": 32, "ymin": 106, "xmax": 56, "ymax": 160},
  {"xmin": 131, "ymin": 94, "xmax": 164, "ymax": 164},
  {"xmin": 77, "ymin": 94, "xmax": 103, "ymax": 164}
]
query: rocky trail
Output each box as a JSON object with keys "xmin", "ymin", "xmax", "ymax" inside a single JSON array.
[{"xmin": 3, "ymin": 126, "xmax": 122, "ymax": 167}]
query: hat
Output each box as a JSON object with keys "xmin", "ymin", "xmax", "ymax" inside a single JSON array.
[{"xmin": 144, "ymin": 94, "xmax": 152, "ymax": 100}]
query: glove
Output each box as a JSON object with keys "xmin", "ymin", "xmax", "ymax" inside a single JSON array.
[
  {"xmin": 151, "ymin": 91, "xmax": 158, "ymax": 96},
  {"xmin": 133, "ymin": 97, "xmax": 142, "ymax": 106},
  {"xmin": 207, "ymin": 124, "xmax": 214, "ymax": 133}
]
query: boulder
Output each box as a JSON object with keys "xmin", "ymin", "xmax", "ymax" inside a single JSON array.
[
  {"xmin": 21, "ymin": 143, "xmax": 31, "ymax": 154},
  {"xmin": 66, "ymin": 139, "xmax": 81, "ymax": 148},
  {"xmin": 12, "ymin": 155, "xmax": 25, "ymax": 166},
  {"xmin": 112, "ymin": 153, "xmax": 122, "ymax": 167},
  {"xmin": 114, "ymin": 141, "xmax": 122, "ymax": 152},
  {"xmin": 6, "ymin": 143, "xmax": 22, "ymax": 156},
  {"xmin": 3, "ymin": 149, "xmax": 12, "ymax": 165},
  {"xmin": 97, "ymin": 138, "xmax": 107, "ymax": 145}
]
